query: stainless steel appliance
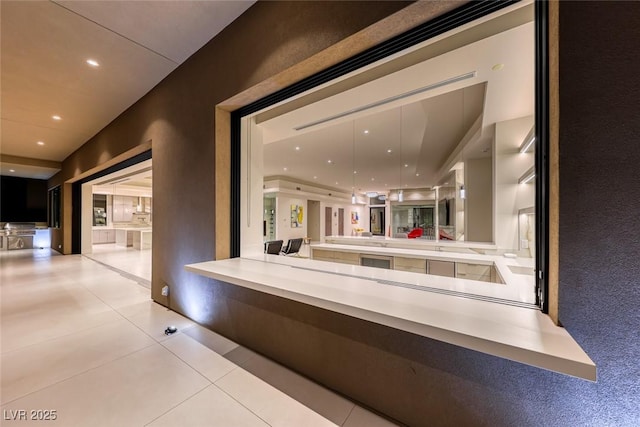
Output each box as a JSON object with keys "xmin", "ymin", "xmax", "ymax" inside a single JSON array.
[{"xmin": 0, "ymin": 223, "xmax": 36, "ymax": 250}]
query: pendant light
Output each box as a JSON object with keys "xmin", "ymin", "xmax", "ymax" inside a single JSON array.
[
  {"xmin": 351, "ymin": 120, "xmax": 356, "ymax": 204},
  {"xmin": 398, "ymin": 106, "xmax": 404, "ymax": 202}
]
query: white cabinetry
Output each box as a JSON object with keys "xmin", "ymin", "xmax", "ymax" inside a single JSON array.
[
  {"xmin": 92, "ymin": 229, "xmax": 116, "ymax": 244},
  {"xmin": 113, "ymin": 196, "xmax": 136, "ymax": 223},
  {"xmin": 394, "ymin": 257, "xmax": 427, "ymax": 274},
  {"xmin": 115, "ymin": 229, "xmax": 134, "ymax": 247}
]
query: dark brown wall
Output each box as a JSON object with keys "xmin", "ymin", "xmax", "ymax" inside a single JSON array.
[
  {"xmin": 198, "ymin": 2, "xmax": 640, "ymax": 425},
  {"xmin": 48, "ymin": 1, "xmax": 640, "ymax": 426},
  {"xmin": 0, "ymin": 176, "xmax": 47, "ymax": 222}
]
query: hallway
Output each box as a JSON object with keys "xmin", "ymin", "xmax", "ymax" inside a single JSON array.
[{"xmin": 0, "ymin": 249, "xmax": 396, "ymax": 426}]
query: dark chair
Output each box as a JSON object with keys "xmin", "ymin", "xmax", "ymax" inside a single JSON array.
[
  {"xmin": 281, "ymin": 238, "xmax": 303, "ymax": 256},
  {"xmin": 264, "ymin": 240, "xmax": 283, "ymax": 254}
]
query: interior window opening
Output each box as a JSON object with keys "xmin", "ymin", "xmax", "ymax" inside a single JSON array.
[
  {"xmin": 240, "ymin": 1, "xmax": 537, "ymax": 308},
  {"xmin": 78, "ymin": 158, "xmax": 153, "ymax": 285}
]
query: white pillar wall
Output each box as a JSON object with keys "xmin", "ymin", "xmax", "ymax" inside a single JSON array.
[
  {"xmin": 81, "ymin": 182, "xmax": 93, "ymax": 254},
  {"xmin": 241, "ymin": 115, "xmax": 266, "ymax": 257},
  {"xmin": 494, "ymin": 115, "xmax": 535, "ymax": 253}
]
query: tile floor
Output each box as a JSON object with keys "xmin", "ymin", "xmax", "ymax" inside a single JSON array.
[
  {"xmin": 85, "ymin": 243, "xmax": 152, "ymax": 285},
  {"xmin": 0, "ymin": 249, "xmax": 398, "ymax": 426}
]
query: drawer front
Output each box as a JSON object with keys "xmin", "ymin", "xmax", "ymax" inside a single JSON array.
[
  {"xmin": 312, "ymin": 249, "xmax": 335, "ymax": 261},
  {"xmin": 336, "ymin": 251, "xmax": 360, "ymax": 264},
  {"xmin": 456, "ymin": 263, "xmax": 492, "ymax": 282},
  {"xmin": 427, "ymin": 260, "xmax": 455, "ymax": 277},
  {"xmin": 394, "ymin": 257, "xmax": 427, "ymax": 273}
]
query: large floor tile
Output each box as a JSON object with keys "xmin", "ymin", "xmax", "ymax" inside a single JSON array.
[
  {"xmin": 86, "ymin": 244, "xmax": 152, "ymax": 282},
  {"xmin": 146, "ymin": 384, "xmax": 268, "ymax": 427},
  {"xmin": 1, "ymin": 319, "xmax": 155, "ymax": 405},
  {"xmin": 162, "ymin": 333, "xmax": 237, "ymax": 382},
  {"xmin": 0, "ymin": 344, "xmax": 210, "ymax": 427},
  {"xmin": 224, "ymin": 345, "xmax": 260, "ymax": 366},
  {"xmin": 238, "ymin": 352, "xmax": 355, "ymax": 426},
  {"xmin": 215, "ymin": 368, "xmax": 337, "ymax": 427},
  {"xmin": 343, "ymin": 406, "xmax": 400, "ymax": 427},
  {"xmin": 78, "ymin": 275, "xmax": 151, "ymax": 309},
  {"xmin": 182, "ymin": 323, "xmax": 239, "ymax": 355},
  {"xmin": 125, "ymin": 302, "xmax": 195, "ymax": 342},
  {"xmin": 0, "ymin": 307, "xmax": 122, "ymax": 354}
]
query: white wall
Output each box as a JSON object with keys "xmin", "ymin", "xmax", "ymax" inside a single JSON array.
[
  {"xmin": 319, "ymin": 201, "xmax": 367, "ymax": 241},
  {"xmin": 241, "ymin": 116, "xmax": 266, "ymax": 257},
  {"xmin": 494, "ymin": 115, "xmax": 535, "ymax": 253},
  {"xmin": 81, "ymin": 182, "xmax": 93, "ymax": 254},
  {"xmin": 465, "ymin": 157, "xmax": 493, "ymax": 242},
  {"xmin": 276, "ymin": 196, "xmax": 307, "ymax": 243}
]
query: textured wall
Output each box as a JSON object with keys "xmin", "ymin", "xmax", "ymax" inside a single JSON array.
[
  {"xmin": 554, "ymin": 0, "xmax": 640, "ymax": 424},
  {"xmin": 199, "ymin": 2, "xmax": 640, "ymax": 426}
]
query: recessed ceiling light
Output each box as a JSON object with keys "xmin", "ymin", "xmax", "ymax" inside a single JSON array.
[
  {"xmin": 363, "ymin": 130, "xmax": 369, "ymax": 134},
  {"xmin": 37, "ymin": 141, "xmax": 45, "ymax": 146},
  {"xmin": 387, "ymin": 149, "xmax": 392, "ymax": 153},
  {"xmin": 492, "ymin": 63, "xmax": 505, "ymax": 71},
  {"xmin": 335, "ymin": 181, "xmax": 339, "ymax": 185},
  {"xmin": 52, "ymin": 115, "xmax": 62, "ymax": 121},
  {"xmin": 9, "ymin": 169, "xmax": 15, "ymax": 173},
  {"xmin": 327, "ymin": 160, "xmax": 332, "ymax": 164},
  {"xmin": 415, "ymin": 173, "xmax": 420, "ymax": 176},
  {"xmin": 295, "ymin": 146, "xmax": 300, "ymax": 151},
  {"xmin": 404, "ymin": 164, "xmax": 408, "ymax": 167},
  {"xmin": 283, "ymin": 167, "xmax": 288, "ymax": 171},
  {"xmin": 371, "ymin": 177, "xmax": 375, "ymax": 181},
  {"xmin": 353, "ymin": 170, "xmax": 357, "ymax": 174},
  {"xmin": 86, "ymin": 59, "xmax": 100, "ymax": 67},
  {"xmin": 313, "ymin": 176, "xmax": 317, "ymax": 179}
]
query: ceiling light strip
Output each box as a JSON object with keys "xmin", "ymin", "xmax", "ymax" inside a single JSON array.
[
  {"xmin": 93, "ymin": 167, "xmax": 153, "ymax": 186},
  {"xmin": 294, "ymin": 71, "xmax": 476, "ymax": 131},
  {"xmin": 519, "ymin": 126, "xmax": 535, "ymax": 153},
  {"xmin": 518, "ymin": 166, "xmax": 536, "ymax": 184}
]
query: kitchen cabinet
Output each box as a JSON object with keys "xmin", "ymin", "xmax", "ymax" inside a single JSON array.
[
  {"xmin": 427, "ymin": 260, "xmax": 455, "ymax": 278},
  {"xmin": 455, "ymin": 262, "xmax": 493, "ymax": 282},
  {"xmin": 132, "ymin": 230, "xmax": 152, "ymax": 250},
  {"xmin": 92, "ymin": 229, "xmax": 116, "ymax": 244},
  {"xmin": 312, "ymin": 249, "xmax": 360, "ymax": 265},
  {"xmin": 113, "ymin": 196, "xmax": 136, "ymax": 223},
  {"xmin": 394, "ymin": 257, "xmax": 427, "ymax": 274},
  {"xmin": 115, "ymin": 229, "xmax": 134, "ymax": 247}
]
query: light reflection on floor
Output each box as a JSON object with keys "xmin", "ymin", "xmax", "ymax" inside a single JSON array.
[{"xmin": 85, "ymin": 243, "xmax": 151, "ymax": 284}]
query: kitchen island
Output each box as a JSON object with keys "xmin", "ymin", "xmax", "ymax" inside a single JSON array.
[{"xmin": 115, "ymin": 227, "xmax": 152, "ymax": 249}]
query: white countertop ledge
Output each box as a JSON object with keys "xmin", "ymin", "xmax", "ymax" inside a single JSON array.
[{"xmin": 185, "ymin": 256, "xmax": 596, "ymax": 381}]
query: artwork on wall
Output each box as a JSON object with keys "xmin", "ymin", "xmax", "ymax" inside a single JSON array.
[
  {"xmin": 351, "ymin": 211, "xmax": 359, "ymax": 224},
  {"xmin": 291, "ymin": 204, "xmax": 304, "ymax": 228}
]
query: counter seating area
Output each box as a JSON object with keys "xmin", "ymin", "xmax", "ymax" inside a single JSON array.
[
  {"xmin": 185, "ymin": 253, "xmax": 595, "ymax": 381},
  {"xmin": 264, "ymin": 238, "xmax": 303, "ymax": 256}
]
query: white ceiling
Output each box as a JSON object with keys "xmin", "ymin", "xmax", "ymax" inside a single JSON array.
[
  {"xmin": 0, "ymin": 0, "xmax": 254, "ymax": 179},
  {"xmin": 263, "ymin": 84, "xmax": 486, "ymax": 193},
  {"xmin": 259, "ymin": 4, "xmax": 534, "ymax": 196}
]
